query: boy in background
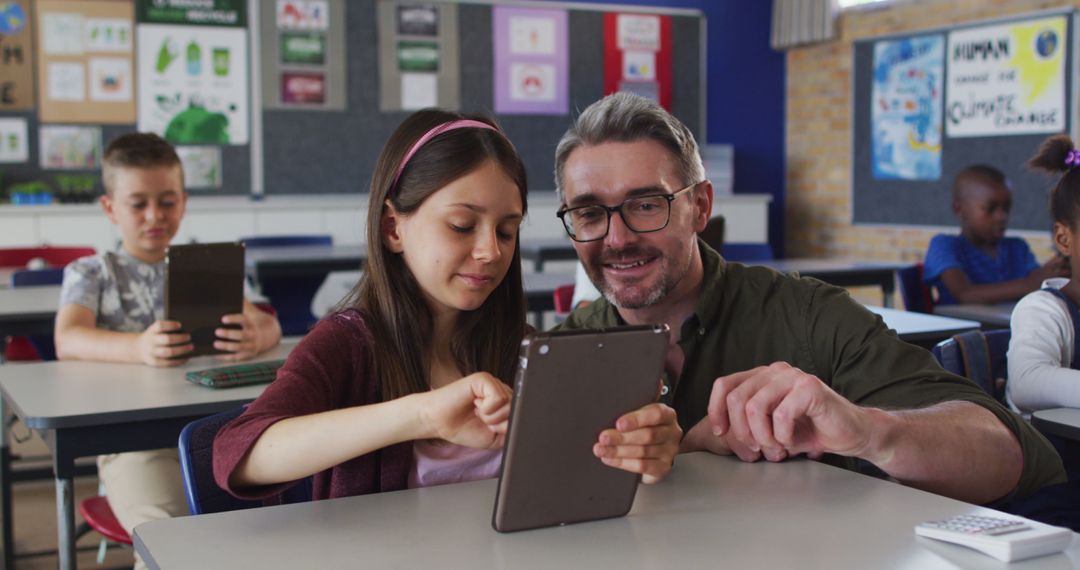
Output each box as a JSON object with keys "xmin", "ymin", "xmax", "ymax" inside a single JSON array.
[
  {"xmin": 924, "ymin": 164, "xmax": 1068, "ymax": 305},
  {"xmin": 54, "ymin": 132, "xmax": 281, "ymax": 568}
]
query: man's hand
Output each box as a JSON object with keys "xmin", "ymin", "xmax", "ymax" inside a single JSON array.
[
  {"xmin": 702, "ymin": 362, "xmax": 877, "ymax": 463},
  {"xmin": 593, "ymin": 403, "xmax": 682, "ymax": 484},
  {"xmin": 137, "ymin": 320, "xmax": 192, "ymax": 367}
]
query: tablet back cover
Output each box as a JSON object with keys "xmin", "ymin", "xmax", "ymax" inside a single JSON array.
[
  {"xmin": 165, "ymin": 242, "xmax": 245, "ymax": 357},
  {"xmin": 493, "ymin": 325, "xmax": 669, "ymax": 532}
]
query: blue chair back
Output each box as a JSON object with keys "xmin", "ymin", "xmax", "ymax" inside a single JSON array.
[
  {"xmin": 10, "ymin": 267, "xmax": 65, "ymax": 360},
  {"xmin": 240, "ymin": 235, "xmax": 334, "ymax": 335},
  {"xmin": 179, "ymin": 406, "xmax": 312, "ymax": 515},
  {"xmin": 721, "ymin": 242, "xmax": 775, "ymax": 262},
  {"xmin": 240, "ymin": 235, "xmax": 332, "ymax": 248},
  {"xmin": 11, "ymin": 267, "xmax": 65, "ymax": 287},
  {"xmin": 898, "ymin": 263, "xmax": 934, "ymax": 313},
  {"xmin": 932, "ymin": 329, "xmax": 1011, "ymax": 403}
]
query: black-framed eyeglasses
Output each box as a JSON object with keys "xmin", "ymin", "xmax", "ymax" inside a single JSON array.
[{"xmin": 556, "ymin": 182, "xmax": 699, "ymax": 243}]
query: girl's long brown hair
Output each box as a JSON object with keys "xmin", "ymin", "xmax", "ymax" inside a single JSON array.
[{"xmin": 343, "ymin": 109, "xmax": 529, "ymax": 401}]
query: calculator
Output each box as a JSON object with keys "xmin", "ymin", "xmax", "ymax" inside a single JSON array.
[{"xmin": 915, "ymin": 513, "xmax": 1073, "ymax": 562}]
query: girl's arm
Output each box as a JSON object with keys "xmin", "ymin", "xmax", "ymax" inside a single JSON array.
[
  {"xmin": 1008, "ymin": 293, "xmax": 1080, "ymax": 411},
  {"xmin": 54, "ymin": 303, "xmax": 193, "ymax": 366},
  {"xmin": 230, "ymin": 372, "xmax": 511, "ymax": 487}
]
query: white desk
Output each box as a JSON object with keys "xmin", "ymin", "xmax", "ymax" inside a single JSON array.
[
  {"xmin": 134, "ymin": 452, "xmax": 1080, "ymax": 569},
  {"xmin": 934, "ymin": 303, "xmax": 1016, "ymax": 329},
  {"xmin": 1033, "ymin": 408, "xmax": 1080, "ymax": 442},
  {"xmin": 754, "ymin": 258, "xmax": 912, "ymax": 308},
  {"xmin": 0, "ymin": 284, "xmax": 62, "ymax": 338},
  {"xmin": 867, "ymin": 306, "xmax": 980, "ymax": 346},
  {"xmin": 0, "ymin": 340, "xmax": 298, "ymax": 570}
]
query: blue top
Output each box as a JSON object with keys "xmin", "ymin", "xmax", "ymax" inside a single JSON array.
[{"xmin": 922, "ymin": 234, "xmax": 1038, "ymax": 305}]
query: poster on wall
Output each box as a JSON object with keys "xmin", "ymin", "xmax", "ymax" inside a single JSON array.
[
  {"xmin": 0, "ymin": 0, "xmax": 34, "ymax": 111},
  {"xmin": 263, "ymin": 0, "xmax": 344, "ymax": 111},
  {"xmin": 946, "ymin": 15, "xmax": 1066, "ymax": 137},
  {"xmin": 377, "ymin": 1, "xmax": 460, "ymax": 112},
  {"xmin": 0, "ymin": 117, "xmax": 28, "ymax": 163},
  {"xmin": 493, "ymin": 6, "xmax": 567, "ymax": 115},
  {"xmin": 871, "ymin": 34, "xmax": 944, "ymax": 181},
  {"xmin": 176, "ymin": 146, "xmax": 222, "ymax": 189},
  {"xmin": 36, "ymin": 0, "xmax": 134, "ymax": 123},
  {"xmin": 136, "ymin": 0, "xmax": 249, "ymax": 144},
  {"xmin": 39, "ymin": 125, "xmax": 101, "ymax": 169},
  {"xmin": 603, "ymin": 13, "xmax": 671, "ymax": 110}
]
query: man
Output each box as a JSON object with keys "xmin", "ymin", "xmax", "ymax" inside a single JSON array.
[{"xmin": 553, "ymin": 92, "xmax": 1063, "ymax": 505}]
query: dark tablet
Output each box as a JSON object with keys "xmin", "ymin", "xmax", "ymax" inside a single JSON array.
[
  {"xmin": 492, "ymin": 324, "xmax": 670, "ymax": 533},
  {"xmin": 165, "ymin": 242, "xmax": 245, "ymax": 357}
]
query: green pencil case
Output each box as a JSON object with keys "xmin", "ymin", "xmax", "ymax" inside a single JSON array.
[{"xmin": 186, "ymin": 359, "xmax": 286, "ymax": 389}]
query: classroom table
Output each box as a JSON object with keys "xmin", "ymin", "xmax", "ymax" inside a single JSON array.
[
  {"xmin": 518, "ymin": 237, "xmax": 577, "ymax": 272},
  {"xmin": 1032, "ymin": 408, "xmax": 1080, "ymax": 442},
  {"xmin": 753, "ymin": 258, "xmax": 912, "ymax": 308},
  {"xmin": 133, "ymin": 451, "xmax": 1080, "ymax": 569},
  {"xmin": 865, "ymin": 306, "xmax": 979, "ymax": 347},
  {"xmin": 244, "ymin": 244, "xmax": 366, "ymax": 282},
  {"xmin": 933, "ymin": 302, "xmax": 1016, "ymax": 329},
  {"xmin": 0, "ymin": 284, "xmax": 64, "ymax": 566},
  {"xmin": 0, "ymin": 340, "xmax": 299, "ymax": 570}
]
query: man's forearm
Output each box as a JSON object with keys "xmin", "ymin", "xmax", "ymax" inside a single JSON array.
[{"xmin": 860, "ymin": 401, "xmax": 1022, "ymax": 504}]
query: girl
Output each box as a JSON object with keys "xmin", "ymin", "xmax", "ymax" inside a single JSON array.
[
  {"xmin": 1010, "ymin": 135, "xmax": 1080, "ymax": 414},
  {"xmin": 213, "ymin": 110, "xmax": 681, "ymax": 501}
]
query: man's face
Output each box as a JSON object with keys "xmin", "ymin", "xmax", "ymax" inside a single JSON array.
[{"xmin": 560, "ymin": 140, "xmax": 707, "ymax": 309}]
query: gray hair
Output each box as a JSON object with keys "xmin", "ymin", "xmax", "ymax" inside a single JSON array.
[{"xmin": 554, "ymin": 93, "xmax": 705, "ymax": 198}]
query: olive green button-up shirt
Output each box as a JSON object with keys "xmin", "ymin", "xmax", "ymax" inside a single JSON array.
[{"xmin": 555, "ymin": 241, "xmax": 1064, "ymax": 498}]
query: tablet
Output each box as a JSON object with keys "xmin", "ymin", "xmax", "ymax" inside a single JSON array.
[
  {"xmin": 165, "ymin": 242, "xmax": 245, "ymax": 357},
  {"xmin": 492, "ymin": 324, "xmax": 670, "ymax": 533}
]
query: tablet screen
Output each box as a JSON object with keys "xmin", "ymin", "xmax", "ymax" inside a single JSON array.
[{"xmin": 165, "ymin": 242, "xmax": 245, "ymax": 357}]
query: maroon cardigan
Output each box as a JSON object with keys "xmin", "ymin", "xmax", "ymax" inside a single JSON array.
[{"xmin": 213, "ymin": 310, "xmax": 412, "ymax": 501}]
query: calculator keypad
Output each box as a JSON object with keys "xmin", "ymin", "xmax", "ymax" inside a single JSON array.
[{"xmin": 922, "ymin": 515, "xmax": 1031, "ymax": 535}]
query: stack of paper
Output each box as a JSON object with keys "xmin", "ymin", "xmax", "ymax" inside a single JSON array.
[{"xmin": 701, "ymin": 144, "xmax": 733, "ymax": 195}]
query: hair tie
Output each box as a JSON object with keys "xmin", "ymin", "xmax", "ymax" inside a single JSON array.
[
  {"xmin": 390, "ymin": 119, "xmax": 498, "ymax": 191},
  {"xmin": 1066, "ymin": 149, "xmax": 1080, "ymax": 168}
]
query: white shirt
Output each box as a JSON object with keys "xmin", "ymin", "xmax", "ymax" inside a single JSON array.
[{"xmin": 1007, "ymin": 278, "xmax": 1080, "ymax": 413}]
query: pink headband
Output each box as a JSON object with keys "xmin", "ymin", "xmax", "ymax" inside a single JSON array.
[{"xmin": 390, "ymin": 119, "xmax": 499, "ymax": 191}]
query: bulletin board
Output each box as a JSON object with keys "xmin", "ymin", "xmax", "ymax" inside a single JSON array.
[
  {"xmin": 0, "ymin": 0, "xmax": 703, "ymax": 201},
  {"xmin": 851, "ymin": 9, "xmax": 1077, "ymax": 231}
]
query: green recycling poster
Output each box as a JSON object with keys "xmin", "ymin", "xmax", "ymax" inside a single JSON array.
[{"xmin": 135, "ymin": 0, "xmax": 248, "ymax": 144}]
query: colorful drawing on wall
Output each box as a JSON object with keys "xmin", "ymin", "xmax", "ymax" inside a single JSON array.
[
  {"xmin": 379, "ymin": 1, "xmax": 458, "ymax": 112},
  {"xmin": 0, "ymin": 0, "xmax": 35, "ymax": 111},
  {"xmin": 277, "ymin": 0, "xmax": 327, "ymax": 31},
  {"xmin": 39, "ymin": 125, "xmax": 101, "ymax": 170},
  {"xmin": 281, "ymin": 71, "xmax": 325, "ymax": 104},
  {"xmin": 37, "ymin": 0, "xmax": 134, "ymax": 123},
  {"xmin": 136, "ymin": 0, "xmax": 248, "ymax": 144},
  {"xmin": 0, "ymin": 117, "xmax": 28, "ymax": 163},
  {"xmin": 871, "ymin": 34, "xmax": 944, "ymax": 181},
  {"xmin": 603, "ymin": 13, "xmax": 671, "ymax": 110},
  {"xmin": 946, "ymin": 16, "xmax": 1066, "ymax": 137},
  {"xmin": 176, "ymin": 145, "xmax": 222, "ymax": 189},
  {"xmin": 280, "ymin": 31, "xmax": 325, "ymax": 64},
  {"xmin": 493, "ymin": 6, "xmax": 567, "ymax": 115}
]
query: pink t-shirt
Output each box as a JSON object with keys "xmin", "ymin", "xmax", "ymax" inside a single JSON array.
[{"xmin": 408, "ymin": 439, "xmax": 503, "ymax": 489}]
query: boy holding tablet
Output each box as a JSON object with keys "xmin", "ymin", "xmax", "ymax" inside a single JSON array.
[{"xmin": 54, "ymin": 132, "xmax": 281, "ymax": 569}]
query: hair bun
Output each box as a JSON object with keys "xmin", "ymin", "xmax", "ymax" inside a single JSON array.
[{"xmin": 1028, "ymin": 134, "xmax": 1075, "ymax": 174}]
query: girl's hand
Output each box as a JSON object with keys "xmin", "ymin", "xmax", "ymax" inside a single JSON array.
[{"xmin": 417, "ymin": 372, "xmax": 513, "ymax": 449}]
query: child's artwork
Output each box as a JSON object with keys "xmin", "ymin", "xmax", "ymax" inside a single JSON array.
[
  {"xmin": 946, "ymin": 16, "xmax": 1066, "ymax": 137},
  {"xmin": 39, "ymin": 125, "xmax": 102, "ymax": 169},
  {"xmin": 871, "ymin": 34, "xmax": 944, "ymax": 181},
  {"xmin": 0, "ymin": 117, "xmax": 29, "ymax": 163},
  {"xmin": 177, "ymin": 145, "xmax": 222, "ymax": 189}
]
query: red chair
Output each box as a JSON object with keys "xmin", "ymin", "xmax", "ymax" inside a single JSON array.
[
  {"xmin": 553, "ymin": 284, "xmax": 575, "ymax": 315},
  {"xmin": 0, "ymin": 246, "xmax": 95, "ymax": 268}
]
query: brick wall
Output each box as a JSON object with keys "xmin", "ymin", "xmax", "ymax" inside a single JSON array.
[{"xmin": 785, "ymin": 0, "xmax": 1073, "ymax": 270}]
